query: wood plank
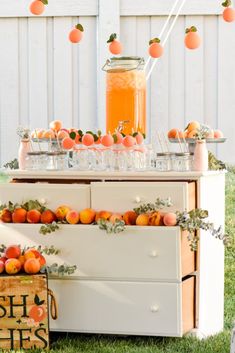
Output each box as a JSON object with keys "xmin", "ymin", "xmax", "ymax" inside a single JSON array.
[
  {"xmin": 217, "ymin": 17, "xmax": 235, "ymax": 163},
  {"xmin": 121, "ymin": 0, "xmax": 223, "ymax": 16},
  {"xmin": 181, "ymin": 231, "xmax": 195, "ymax": 278},
  {"xmin": 168, "ymin": 16, "xmax": 185, "ymax": 131},
  {"xmin": 77, "ymin": 16, "xmax": 97, "ymax": 130},
  {"xmin": 204, "ymin": 16, "xmax": 218, "ymax": 155},
  {"xmin": 0, "ymin": 0, "xmax": 98, "ymax": 17},
  {"xmin": 185, "ymin": 16, "xmax": 204, "ymax": 125},
  {"xmin": 53, "ymin": 17, "xmax": 73, "ymax": 127},
  {"xmin": 97, "ymin": 0, "xmax": 120, "ymax": 132},
  {"xmin": 150, "ymin": 16, "xmax": 169, "ymax": 136},
  {"xmin": 28, "ymin": 18, "xmax": 48, "ymax": 130},
  {"xmin": 0, "ymin": 18, "xmax": 19, "ymax": 165},
  {"xmin": 182, "ymin": 276, "xmax": 195, "ymax": 333}
]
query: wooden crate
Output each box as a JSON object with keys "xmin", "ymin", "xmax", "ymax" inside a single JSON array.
[{"xmin": 0, "ymin": 274, "xmax": 49, "ymax": 350}]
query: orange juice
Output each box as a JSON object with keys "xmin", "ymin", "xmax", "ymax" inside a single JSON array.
[{"xmin": 105, "ymin": 57, "xmax": 146, "ymax": 135}]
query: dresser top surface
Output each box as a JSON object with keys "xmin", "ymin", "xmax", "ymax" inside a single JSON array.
[{"xmin": 3, "ymin": 169, "xmax": 226, "ymax": 182}]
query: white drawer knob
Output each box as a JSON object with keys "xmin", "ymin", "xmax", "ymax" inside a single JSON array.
[
  {"xmin": 134, "ymin": 196, "xmax": 141, "ymax": 203},
  {"xmin": 149, "ymin": 250, "xmax": 158, "ymax": 258},
  {"xmin": 150, "ymin": 305, "xmax": 159, "ymax": 313}
]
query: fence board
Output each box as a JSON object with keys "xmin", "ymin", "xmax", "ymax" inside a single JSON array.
[
  {"xmin": 0, "ymin": 19, "xmax": 19, "ymax": 164},
  {"xmin": 121, "ymin": 0, "xmax": 223, "ymax": 16},
  {"xmin": 0, "ymin": 0, "xmax": 98, "ymax": 17}
]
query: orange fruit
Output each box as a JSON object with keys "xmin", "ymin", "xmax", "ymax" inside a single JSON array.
[
  {"xmin": 69, "ymin": 24, "xmax": 84, "ymax": 43},
  {"xmin": 29, "ymin": 0, "xmax": 45, "ymax": 15},
  {"xmin": 62, "ymin": 137, "xmax": 75, "ymax": 150},
  {"xmin": 223, "ymin": 7, "xmax": 235, "ymax": 22},
  {"xmin": 186, "ymin": 121, "xmax": 200, "ymax": 132},
  {"xmin": 29, "ymin": 305, "xmax": 47, "ymax": 322},
  {"xmin": 185, "ymin": 26, "xmax": 201, "ymax": 50}
]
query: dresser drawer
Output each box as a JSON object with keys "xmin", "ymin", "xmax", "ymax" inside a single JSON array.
[
  {"xmin": 1, "ymin": 224, "xmax": 195, "ymax": 281},
  {"xmin": 49, "ymin": 277, "xmax": 195, "ymax": 336},
  {"xmin": 91, "ymin": 181, "xmax": 196, "ymax": 213},
  {"xmin": 0, "ymin": 183, "xmax": 90, "ymax": 210}
]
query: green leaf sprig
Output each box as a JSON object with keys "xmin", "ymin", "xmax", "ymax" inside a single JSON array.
[
  {"xmin": 97, "ymin": 219, "xmax": 125, "ymax": 234},
  {"xmin": 134, "ymin": 197, "xmax": 172, "ymax": 215},
  {"xmin": 39, "ymin": 222, "xmax": 60, "ymax": 235},
  {"xmin": 41, "ymin": 263, "xmax": 77, "ymax": 276}
]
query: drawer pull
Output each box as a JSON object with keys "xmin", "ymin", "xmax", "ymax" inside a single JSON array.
[
  {"xmin": 149, "ymin": 250, "xmax": 158, "ymax": 258},
  {"xmin": 150, "ymin": 305, "xmax": 159, "ymax": 313},
  {"xmin": 134, "ymin": 196, "xmax": 142, "ymax": 204}
]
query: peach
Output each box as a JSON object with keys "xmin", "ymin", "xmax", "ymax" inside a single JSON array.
[
  {"xmin": 185, "ymin": 27, "xmax": 201, "ymax": 50},
  {"xmin": 148, "ymin": 212, "xmax": 162, "ymax": 226},
  {"xmin": 101, "ymin": 134, "xmax": 114, "ymax": 147},
  {"xmin": 177, "ymin": 131, "xmax": 187, "ymax": 139},
  {"xmin": 24, "ymin": 249, "xmax": 38, "ymax": 261},
  {"xmin": 39, "ymin": 254, "xmax": 46, "ymax": 268},
  {"xmin": 186, "ymin": 121, "xmax": 200, "ymax": 132},
  {"xmin": 214, "ymin": 130, "xmax": 224, "ymax": 138},
  {"xmin": 12, "ymin": 208, "xmax": 27, "ymax": 223},
  {"xmin": 29, "ymin": 305, "xmax": 47, "ymax": 322},
  {"xmin": 29, "ymin": 0, "xmax": 45, "ymax": 16},
  {"xmin": 113, "ymin": 132, "xmax": 123, "ymax": 145},
  {"xmin": 66, "ymin": 210, "xmax": 80, "ymax": 224},
  {"xmin": 57, "ymin": 130, "xmax": 69, "ymax": 140},
  {"xmin": 206, "ymin": 129, "xmax": 214, "ymax": 138},
  {"xmin": 55, "ymin": 205, "xmax": 71, "ymax": 221},
  {"xmin": 0, "ymin": 208, "xmax": 12, "ymax": 223},
  {"xmin": 82, "ymin": 133, "xmax": 94, "ymax": 146},
  {"xmin": 149, "ymin": 41, "xmax": 164, "ymax": 58},
  {"xmin": 79, "ymin": 208, "xmax": 96, "ymax": 224},
  {"xmin": 0, "ymin": 261, "xmax": 5, "ymax": 274},
  {"xmin": 107, "ymin": 34, "xmax": 123, "ymax": 55},
  {"xmin": 42, "ymin": 129, "xmax": 55, "ymax": 139},
  {"xmin": 223, "ymin": 7, "xmax": 235, "ymax": 22},
  {"xmin": 168, "ymin": 129, "xmax": 180, "ymax": 139},
  {"xmin": 123, "ymin": 211, "xmax": 138, "ymax": 225},
  {"xmin": 136, "ymin": 214, "xmax": 149, "ymax": 226},
  {"xmin": 95, "ymin": 210, "xmax": 112, "ymax": 222},
  {"xmin": 5, "ymin": 258, "xmax": 21, "ymax": 275},
  {"xmin": 69, "ymin": 24, "xmax": 84, "ymax": 44},
  {"xmin": 187, "ymin": 129, "xmax": 198, "ymax": 138},
  {"xmin": 27, "ymin": 209, "xmax": 41, "ymax": 224},
  {"xmin": 5, "ymin": 245, "xmax": 21, "ymax": 259},
  {"xmin": 18, "ymin": 255, "xmax": 26, "ymax": 267},
  {"xmin": 109, "ymin": 213, "xmax": 123, "ymax": 224},
  {"xmin": 0, "ymin": 256, "xmax": 7, "ymax": 264},
  {"xmin": 41, "ymin": 209, "xmax": 57, "ymax": 224},
  {"xmin": 135, "ymin": 132, "xmax": 144, "ymax": 145},
  {"xmin": 62, "ymin": 137, "xmax": 75, "ymax": 150},
  {"xmin": 24, "ymin": 258, "xmax": 41, "ymax": 274},
  {"xmin": 49, "ymin": 120, "xmax": 62, "ymax": 132},
  {"xmin": 36, "ymin": 129, "xmax": 45, "ymax": 139},
  {"xmin": 163, "ymin": 213, "xmax": 177, "ymax": 226},
  {"xmin": 122, "ymin": 135, "xmax": 136, "ymax": 148}
]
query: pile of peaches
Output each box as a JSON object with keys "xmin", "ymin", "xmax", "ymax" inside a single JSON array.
[
  {"xmin": 0, "ymin": 203, "xmax": 177, "ymax": 227},
  {"xmin": 0, "ymin": 245, "xmax": 46, "ymax": 275},
  {"xmin": 31, "ymin": 120, "xmax": 145, "ymax": 150},
  {"xmin": 168, "ymin": 121, "xmax": 224, "ymax": 139}
]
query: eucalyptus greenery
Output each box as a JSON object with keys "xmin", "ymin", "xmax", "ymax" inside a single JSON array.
[
  {"xmin": 133, "ymin": 197, "xmax": 172, "ymax": 215},
  {"xmin": 97, "ymin": 219, "xmax": 126, "ymax": 234},
  {"xmin": 176, "ymin": 209, "xmax": 229, "ymax": 251},
  {"xmin": 39, "ymin": 222, "xmax": 60, "ymax": 235},
  {"xmin": 3, "ymin": 158, "xmax": 19, "ymax": 170},
  {"xmin": 40, "ymin": 263, "xmax": 77, "ymax": 276}
]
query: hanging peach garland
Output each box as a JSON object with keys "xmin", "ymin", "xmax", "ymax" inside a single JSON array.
[
  {"xmin": 148, "ymin": 38, "xmax": 164, "ymax": 58},
  {"xmin": 29, "ymin": 0, "xmax": 48, "ymax": 15},
  {"xmin": 184, "ymin": 26, "xmax": 201, "ymax": 50},
  {"xmin": 222, "ymin": 0, "xmax": 235, "ymax": 22},
  {"xmin": 69, "ymin": 24, "xmax": 84, "ymax": 43},
  {"xmin": 107, "ymin": 33, "xmax": 123, "ymax": 55}
]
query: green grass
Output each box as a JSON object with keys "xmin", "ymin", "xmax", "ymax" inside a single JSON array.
[{"xmin": 0, "ymin": 170, "xmax": 235, "ymax": 353}]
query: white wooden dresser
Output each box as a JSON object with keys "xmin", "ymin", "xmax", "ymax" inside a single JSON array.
[{"xmin": 0, "ymin": 170, "xmax": 225, "ymax": 338}]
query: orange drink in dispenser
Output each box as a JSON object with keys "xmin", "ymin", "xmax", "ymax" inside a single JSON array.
[{"xmin": 103, "ymin": 57, "xmax": 146, "ymax": 135}]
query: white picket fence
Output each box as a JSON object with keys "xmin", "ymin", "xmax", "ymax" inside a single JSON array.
[{"xmin": 0, "ymin": 0, "xmax": 235, "ymax": 165}]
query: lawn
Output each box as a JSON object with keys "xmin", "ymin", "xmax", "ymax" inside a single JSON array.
[{"xmin": 0, "ymin": 170, "xmax": 234, "ymax": 353}]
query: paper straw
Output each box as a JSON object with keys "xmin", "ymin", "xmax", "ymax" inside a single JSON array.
[
  {"xmin": 35, "ymin": 130, "xmax": 41, "ymax": 151},
  {"xmin": 182, "ymin": 135, "xmax": 189, "ymax": 153},
  {"xmin": 56, "ymin": 132, "xmax": 61, "ymax": 151},
  {"xmin": 146, "ymin": 0, "xmax": 187, "ymax": 81},
  {"xmin": 162, "ymin": 132, "xmax": 170, "ymax": 153},
  {"xmin": 157, "ymin": 132, "xmax": 165, "ymax": 153},
  {"xmin": 176, "ymin": 132, "xmax": 184, "ymax": 153},
  {"xmin": 144, "ymin": 0, "xmax": 182, "ymax": 71}
]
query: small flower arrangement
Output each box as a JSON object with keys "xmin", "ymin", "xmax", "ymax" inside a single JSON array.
[{"xmin": 17, "ymin": 126, "xmax": 31, "ymax": 140}]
